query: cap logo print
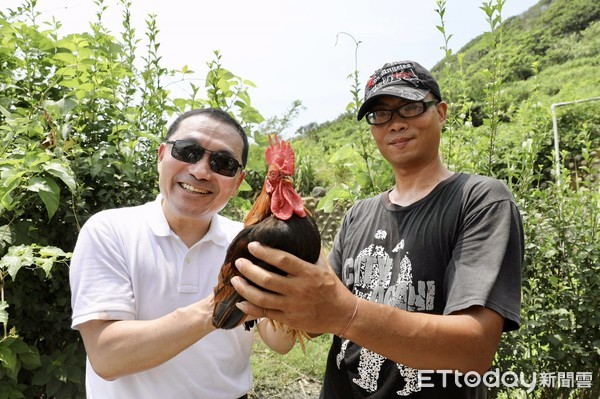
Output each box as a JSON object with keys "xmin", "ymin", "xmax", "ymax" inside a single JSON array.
[{"xmin": 368, "ymin": 65, "xmax": 422, "ymax": 93}]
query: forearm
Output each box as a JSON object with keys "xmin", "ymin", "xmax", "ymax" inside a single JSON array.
[
  {"xmin": 79, "ymin": 300, "xmax": 216, "ymax": 380},
  {"xmin": 338, "ymin": 298, "xmax": 503, "ymax": 374}
]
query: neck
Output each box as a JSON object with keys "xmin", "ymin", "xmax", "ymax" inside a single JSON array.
[
  {"xmin": 162, "ymin": 204, "xmax": 212, "ymax": 248},
  {"xmin": 389, "ymin": 158, "xmax": 453, "ymax": 206},
  {"xmin": 172, "ymin": 221, "xmax": 211, "ymax": 248}
]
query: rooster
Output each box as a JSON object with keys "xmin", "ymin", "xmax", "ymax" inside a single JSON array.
[{"xmin": 212, "ymin": 134, "xmax": 321, "ymax": 348}]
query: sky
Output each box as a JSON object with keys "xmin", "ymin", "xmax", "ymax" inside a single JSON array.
[{"xmin": 3, "ymin": 0, "xmax": 540, "ymax": 135}]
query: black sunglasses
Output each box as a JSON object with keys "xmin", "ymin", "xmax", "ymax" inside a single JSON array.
[
  {"xmin": 365, "ymin": 100, "xmax": 438, "ymax": 125},
  {"xmin": 165, "ymin": 140, "xmax": 243, "ymax": 177}
]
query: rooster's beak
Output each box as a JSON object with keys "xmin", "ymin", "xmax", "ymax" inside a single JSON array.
[{"xmin": 282, "ymin": 175, "xmax": 294, "ymax": 183}]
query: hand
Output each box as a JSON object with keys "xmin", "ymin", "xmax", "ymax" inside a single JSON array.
[{"xmin": 231, "ymin": 242, "xmax": 356, "ymax": 335}]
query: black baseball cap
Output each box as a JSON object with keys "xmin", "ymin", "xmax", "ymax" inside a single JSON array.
[{"xmin": 357, "ymin": 60, "xmax": 442, "ymax": 120}]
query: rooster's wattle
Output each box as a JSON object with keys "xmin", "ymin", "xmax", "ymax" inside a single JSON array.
[{"xmin": 212, "ymin": 135, "xmax": 321, "ymax": 348}]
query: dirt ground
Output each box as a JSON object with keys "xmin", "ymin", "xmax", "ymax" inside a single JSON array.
[{"xmin": 248, "ymin": 377, "xmax": 322, "ymax": 399}]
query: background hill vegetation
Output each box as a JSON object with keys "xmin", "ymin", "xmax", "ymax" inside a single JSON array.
[{"xmin": 0, "ymin": 0, "xmax": 598, "ymax": 397}]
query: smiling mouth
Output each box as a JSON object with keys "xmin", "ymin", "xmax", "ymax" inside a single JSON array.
[
  {"xmin": 390, "ymin": 137, "xmax": 412, "ymax": 146},
  {"xmin": 180, "ymin": 182, "xmax": 210, "ymax": 194}
]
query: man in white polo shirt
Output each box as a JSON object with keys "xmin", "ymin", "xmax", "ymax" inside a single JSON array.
[{"xmin": 70, "ymin": 108, "xmax": 295, "ymax": 398}]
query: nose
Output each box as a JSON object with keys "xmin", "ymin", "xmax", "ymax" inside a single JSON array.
[
  {"xmin": 388, "ymin": 111, "xmax": 409, "ymax": 130},
  {"xmin": 188, "ymin": 155, "xmax": 213, "ymax": 180}
]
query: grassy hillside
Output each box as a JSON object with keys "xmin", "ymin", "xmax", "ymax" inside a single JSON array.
[{"xmin": 290, "ymin": 0, "xmax": 599, "ymax": 179}]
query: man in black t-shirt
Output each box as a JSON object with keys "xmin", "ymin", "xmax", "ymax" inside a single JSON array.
[{"xmin": 232, "ymin": 60, "xmax": 524, "ymax": 398}]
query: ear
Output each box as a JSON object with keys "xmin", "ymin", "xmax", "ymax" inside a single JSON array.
[
  {"xmin": 436, "ymin": 101, "xmax": 448, "ymax": 125},
  {"xmin": 157, "ymin": 142, "xmax": 167, "ymax": 173},
  {"xmin": 231, "ymin": 170, "xmax": 247, "ymax": 197}
]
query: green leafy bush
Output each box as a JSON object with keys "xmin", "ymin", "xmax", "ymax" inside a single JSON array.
[{"xmin": 0, "ymin": 1, "xmax": 265, "ymax": 396}]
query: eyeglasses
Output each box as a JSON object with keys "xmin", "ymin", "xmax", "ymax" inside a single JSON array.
[
  {"xmin": 365, "ymin": 100, "xmax": 438, "ymax": 125},
  {"xmin": 165, "ymin": 139, "xmax": 243, "ymax": 177}
]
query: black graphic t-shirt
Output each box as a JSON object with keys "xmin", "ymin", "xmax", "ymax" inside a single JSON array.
[{"xmin": 320, "ymin": 173, "xmax": 523, "ymax": 399}]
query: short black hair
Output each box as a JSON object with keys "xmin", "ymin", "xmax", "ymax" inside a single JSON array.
[{"xmin": 165, "ymin": 108, "xmax": 249, "ymax": 167}]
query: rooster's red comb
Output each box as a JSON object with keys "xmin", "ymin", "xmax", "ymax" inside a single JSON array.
[{"xmin": 265, "ymin": 134, "xmax": 295, "ymax": 176}]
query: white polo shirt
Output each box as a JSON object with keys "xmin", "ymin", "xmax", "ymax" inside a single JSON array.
[{"xmin": 70, "ymin": 196, "xmax": 254, "ymax": 399}]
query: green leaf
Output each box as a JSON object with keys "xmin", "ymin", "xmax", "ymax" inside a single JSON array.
[
  {"xmin": 27, "ymin": 176, "xmax": 61, "ymax": 220},
  {"xmin": 17, "ymin": 344, "xmax": 42, "ymax": 370},
  {"xmin": 55, "ymin": 66, "xmax": 77, "ymax": 77},
  {"xmin": 46, "ymin": 378, "xmax": 63, "ymax": 396},
  {"xmin": 0, "ymin": 105, "xmax": 13, "ymax": 119},
  {"xmin": 4, "ymin": 338, "xmax": 24, "ymax": 353},
  {"xmin": 55, "ymin": 38, "xmax": 79, "ymax": 52},
  {"xmin": 52, "ymin": 52, "xmax": 78, "ymax": 64},
  {"xmin": 59, "ymin": 78, "xmax": 80, "ymax": 88},
  {"xmin": 44, "ymin": 161, "xmax": 77, "ymax": 193},
  {"xmin": 35, "ymin": 256, "xmax": 55, "ymax": 277},
  {"xmin": 544, "ymin": 248, "xmax": 557, "ymax": 258},
  {"xmin": 79, "ymin": 82, "xmax": 94, "ymax": 92},
  {"xmin": 19, "ymin": 349, "xmax": 41, "ymax": 371},
  {"xmin": 238, "ymin": 179, "xmax": 252, "ymax": 192},
  {"xmin": 38, "ymin": 246, "xmax": 69, "ymax": 258},
  {"xmin": 32, "ymin": 369, "xmax": 52, "ymax": 386},
  {"xmin": 1, "ymin": 169, "xmax": 24, "ymax": 192},
  {"xmin": 356, "ymin": 171, "xmax": 372, "ymax": 188},
  {"xmin": 329, "ymin": 144, "xmax": 359, "ymax": 163},
  {"xmin": 24, "ymin": 151, "xmax": 51, "ymax": 169},
  {"xmin": 0, "ymin": 254, "xmax": 24, "ymax": 280},
  {"xmin": 0, "ymin": 344, "xmax": 18, "ymax": 376},
  {"xmin": 173, "ymin": 98, "xmax": 189, "ymax": 110},
  {"xmin": 548, "ymin": 334, "xmax": 564, "ymax": 346},
  {"xmin": 0, "ymin": 301, "xmax": 8, "ymax": 324},
  {"xmin": 43, "ymin": 97, "xmax": 78, "ymax": 115},
  {"xmin": 3, "ymin": 337, "xmax": 40, "ymax": 371},
  {"xmin": 316, "ymin": 185, "xmax": 351, "ymax": 213},
  {"xmin": 0, "ymin": 224, "xmax": 13, "ymax": 249}
]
